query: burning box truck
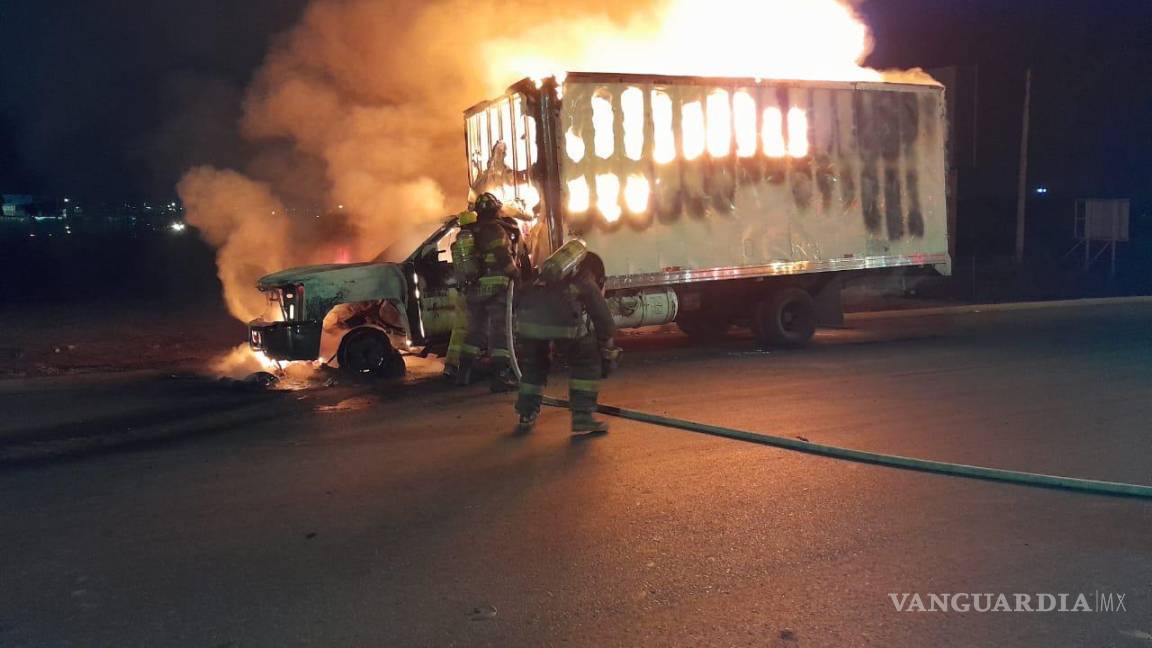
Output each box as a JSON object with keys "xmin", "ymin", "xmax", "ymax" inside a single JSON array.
[{"xmin": 249, "ymin": 72, "xmax": 950, "ymax": 375}]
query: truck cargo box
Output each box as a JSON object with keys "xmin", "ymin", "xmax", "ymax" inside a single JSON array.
[{"xmin": 464, "ymin": 72, "xmax": 950, "ymax": 289}]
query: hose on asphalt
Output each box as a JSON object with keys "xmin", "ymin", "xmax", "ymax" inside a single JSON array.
[{"xmin": 540, "ymin": 396, "xmax": 1152, "ymax": 500}]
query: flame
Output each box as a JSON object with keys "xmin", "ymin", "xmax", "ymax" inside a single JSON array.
[
  {"xmin": 487, "ymin": 0, "xmax": 893, "ymax": 90},
  {"xmin": 591, "ymin": 92, "xmax": 615, "ymax": 159},
  {"xmin": 595, "ymin": 173, "xmax": 622, "ymax": 223},
  {"xmin": 212, "ymin": 343, "xmax": 280, "ymax": 378},
  {"xmin": 706, "ymin": 90, "xmax": 732, "ymax": 158},
  {"xmin": 651, "ymin": 90, "xmax": 676, "ymax": 164},
  {"xmin": 762, "ymin": 107, "xmax": 787, "ymax": 158},
  {"xmin": 566, "ymin": 128, "xmax": 586, "ymax": 162},
  {"xmin": 787, "ymin": 107, "xmax": 810, "ymax": 158},
  {"xmin": 733, "ymin": 91, "xmax": 757, "ymax": 158},
  {"xmin": 681, "ymin": 100, "xmax": 705, "ymax": 161},
  {"xmin": 624, "ymin": 175, "xmax": 651, "ymax": 214},
  {"xmin": 568, "ymin": 176, "xmax": 591, "ymax": 213},
  {"xmin": 621, "ymin": 87, "xmax": 645, "ymax": 161}
]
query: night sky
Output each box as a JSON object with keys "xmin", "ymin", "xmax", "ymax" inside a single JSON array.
[
  {"xmin": 0, "ymin": 0, "xmax": 307, "ymax": 199},
  {"xmin": 1, "ymin": 0, "xmax": 1149, "ymax": 203}
]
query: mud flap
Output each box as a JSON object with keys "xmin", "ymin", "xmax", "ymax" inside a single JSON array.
[{"xmin": 812, "ymin": 276, "xmax": 844, "ymax": 328}]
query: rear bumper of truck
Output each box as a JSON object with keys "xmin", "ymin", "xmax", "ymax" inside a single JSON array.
[{"xmin": 248, "ymin": 320, "xmax": 323, "ymax": 362}]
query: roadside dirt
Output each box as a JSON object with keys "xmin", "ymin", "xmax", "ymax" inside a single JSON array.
[{"xmin": 0, "ymin": 300, "xmax": 245, "ymax": 379}]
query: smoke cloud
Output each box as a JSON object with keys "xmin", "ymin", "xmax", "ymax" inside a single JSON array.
[{"xmin": 180, "ymin": 0, "xmax": 914, "ymax": 323}]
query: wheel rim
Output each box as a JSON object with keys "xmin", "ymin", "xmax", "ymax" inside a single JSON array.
[
  {"xmin": 345, "ymin": 334, "xmax": 387, "ymax": 373},
  {"xmin": 780, "ymin": 302, "xmax": 801, "ymax": 332}
]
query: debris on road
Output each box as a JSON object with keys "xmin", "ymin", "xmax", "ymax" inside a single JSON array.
[{"xmin": 469, "ymin": 605, "xmax": 498, "ymax": 621}]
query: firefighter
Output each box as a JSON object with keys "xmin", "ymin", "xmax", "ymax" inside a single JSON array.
[
  {"xmin": 454, "ymin": 193, "xmax": 520, "ymax": 391},
  {"xmin": 442, "ymin": 211, "xmax": 478, "ymax": 380},
  {"xmin": 514, "ymin": 240, "xmax": 622, "ymax": 435}
]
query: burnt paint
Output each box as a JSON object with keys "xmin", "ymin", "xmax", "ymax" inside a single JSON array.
[
  {"xmin": 876, "ymin": 92, "xmax": 908, "ymax": 241},
  {"xmin": 855, "ymin": 91, "xmax": 882, "ymax": 234},
  {"xmin": 706, "ymin": 158, "xmax": 737, "ymax": 214},
  {"xmin": 815, "ymin": 154, "xmax": 836, "ymax": 209},
  {"xmin": 900, "ymin": 93, "xmax": 924, "ymax": 238},
  {"xmin": 899, "ymin": 93, "xmax": 920, "ymax": 156},
  {"xmin": 832, "ymin": 90, "xmax": 857, "ymax": 209},
  {"xmin": 564, "ymin": 82, "xmax": 937, "ymax": 241},
  {"xmin": 906, "ymin": 170, "xmax": 925, "ymax": 237},
  {"xmin": 786, "ymin": 88, "xmax": 815, "ymax": 211},
  {"xmin": 884, "ymin": 167, "xmax": 904, "ymax": 240}
]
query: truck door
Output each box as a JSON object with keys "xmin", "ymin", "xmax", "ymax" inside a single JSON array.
[{"xmin": 407, "ymin": 223, "xmax": 461, "ymax": 345}]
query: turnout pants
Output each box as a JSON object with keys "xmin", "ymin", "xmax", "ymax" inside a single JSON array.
[
  {"xmin": 461, "ymin": 293, "xmax": 510, "ymax": 369},
  {"xmin": 515, "ymin": 334, "xmax": 601, "ymax": 417},
  {"xmin": 444, "ymin": 290, "xmax": 470, "ymax": 373}
]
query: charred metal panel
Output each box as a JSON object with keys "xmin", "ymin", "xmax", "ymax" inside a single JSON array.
[
  {"xmin": 551, "ymin": 74, "xmax": 949, "ymax": 285},
  {"xmin": 257, "ymin": 262, "xmax": 408, "ymax": 326}
]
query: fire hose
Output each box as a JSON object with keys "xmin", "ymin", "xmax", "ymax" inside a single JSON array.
[
  {"xmin": 506, "ymin": 280, "xmax": 522, "ymax": 382},
  {"xmin": 506, "ymin": 280, "xmax": 1149, "ymax": 499},
  {"xmin": 539, "ymin": 396, "xmax": 1152, "ymax": 500}
]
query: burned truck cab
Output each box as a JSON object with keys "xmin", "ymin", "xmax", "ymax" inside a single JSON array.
[{"xmin": 247, "ymin": 217, "xmax": 464, "ymax": 376}]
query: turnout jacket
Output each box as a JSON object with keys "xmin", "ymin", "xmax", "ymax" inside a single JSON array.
[
  {"xmin": 517, "ymin": 274, "xmax": 616, "ymax": 343},
  {"xmin": 463, "ymin": 217, "xmax": 518, "ymax": 296}
]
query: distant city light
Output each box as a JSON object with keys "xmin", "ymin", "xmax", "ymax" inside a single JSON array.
[
  {"xmin": 1035, "ymin": 186, "xmax": 1049, "ymax": 195},
  {"xmin": 170, "ymin": 222, "xmax": 187, "ymax": 233},
  {"xmin": 63, "ymin": 198, "xmax": 70, "ymax": 203},
  {"xmin": 337, "ymin": 204, "xmax": 345, "ymax": 210}
]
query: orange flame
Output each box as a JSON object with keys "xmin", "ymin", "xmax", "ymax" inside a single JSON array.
[{"xmin": 486, "ymin": 0, "xmax": 888, "ymax": 91}]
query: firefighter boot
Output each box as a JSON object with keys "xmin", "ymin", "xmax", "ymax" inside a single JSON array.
[
  {"xmin": 515, "ymin": 412, "xmax": 537, "ymax": 435},
  {"xmin": 489, "ymin": 361, "xmax": 517, "ymax": 393},
  {"xmin": 515, "ymin": 382, "xmax": 544, "ymax": 434},
  {"xmin": 571, "ymin": 411, "xmax": 609, "ymax": 435},
  {"xmin": 454, "ymin": 355, "xmax": 475, "ymax": 387}
]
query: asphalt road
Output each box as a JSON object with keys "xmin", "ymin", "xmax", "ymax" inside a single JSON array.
[{"xmin": 2, "ymin": 303, "xmax": 1152, "ymax": 647}]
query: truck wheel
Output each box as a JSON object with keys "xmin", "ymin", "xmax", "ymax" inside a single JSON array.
[
  {"xmin": 675, "ymin": 315, "xmax": 731, "ymax": 341},
  {"xmin": 753, "ymin": 288, "xmax": 816, "ymax": 347},
  {"xmin": 338, "ymin": 328, "xmax": 406, "ymax": 378}
]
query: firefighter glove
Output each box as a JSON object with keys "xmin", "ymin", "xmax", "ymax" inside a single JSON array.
[{"xmin": 600, "ymin": 342, "xmax": 623, "ymax": 378}]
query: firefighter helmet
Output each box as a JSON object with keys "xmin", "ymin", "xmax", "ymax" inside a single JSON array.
[
  {"xmin": 581, "ymin": 252, "xmax": 607, "ymax": 289},
  {"xmin": 539, "ymin": 239, "xmax": 589, "ymax": 284},
  {"xmin": 457, "ymin": 210, "xmax": 478, "ymax": 226},
  {"xmin": 474, "ymin": 192, "xmax": 503, "ymax": 217}
]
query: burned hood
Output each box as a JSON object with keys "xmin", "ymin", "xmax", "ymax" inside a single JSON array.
[{"xmin": 257, "ymin": 262, "xmax": 408, "ymax": 319}]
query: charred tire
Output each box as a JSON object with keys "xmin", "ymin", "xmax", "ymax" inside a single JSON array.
[
  {"xmin": 753, "ymin": 288, "xmax": 816, "ymax": 348},
  {"xmin": 675, "ymin": 314, "xmax": 731, "ymax": 341},
  {"xmin": 337, "ymin": 328, "xmax": 406, "ymax": 378}
]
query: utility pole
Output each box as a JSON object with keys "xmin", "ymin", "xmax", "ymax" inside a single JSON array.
[{"xmin": 1014, "ymin": 68, "xmax": 1033, "ymax": 264}]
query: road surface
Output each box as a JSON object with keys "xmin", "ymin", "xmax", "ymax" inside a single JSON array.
[{"xmin": 2, "ymin": 303, "xmax": 1152, "ymax": 647}]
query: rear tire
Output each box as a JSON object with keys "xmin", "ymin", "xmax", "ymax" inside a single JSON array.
[
  {"xmin": 675, "ymin": 314, "xmax": 731, "ymax": 341},
  {"xmin": 338, "ymin": 328, "xmax": 406, "ymax": 378},
  {"xmin": 753, "ymin": 288, "xmax": 816, "ymax": 348}
]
